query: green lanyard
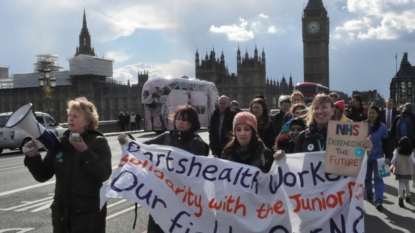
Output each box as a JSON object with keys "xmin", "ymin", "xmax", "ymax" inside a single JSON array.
[{"xmin": 317, "ymin": 139, "xmax": 325, "ymax": 151}]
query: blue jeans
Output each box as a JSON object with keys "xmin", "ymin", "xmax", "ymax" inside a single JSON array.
[{"xmin": 365, "ymin": 159, "xmax": 384, "ymax": 204}]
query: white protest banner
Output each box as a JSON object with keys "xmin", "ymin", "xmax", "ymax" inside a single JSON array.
[
  {"xmin": 325, "ymin": 121, "xmax": 368, "ymax": 177},
  {"xmin": 102, "ymin": 138, "xmax": 367, "ymax": 233}
]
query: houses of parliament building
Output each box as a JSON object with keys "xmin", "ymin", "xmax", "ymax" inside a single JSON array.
[{"xmin": 195, "ymin": 47, "xmax": 294, "ymax": 109}]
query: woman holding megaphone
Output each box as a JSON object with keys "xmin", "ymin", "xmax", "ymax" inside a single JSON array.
[{"xmin": 24, "ymin": 97, "xmax": 112, "ymax": 233}]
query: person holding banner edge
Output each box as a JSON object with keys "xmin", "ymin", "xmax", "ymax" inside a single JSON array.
[
  {"xmin": 293, "ymin": 93, "xmax": 372, "ymax": 153},
  {"xmin": 221, "ymin": 111, "xmax": 274, "ymax": 173},
  {"xmin": 118, "ymin": 105, "xmax": 209, "ymax": 233},
  {"xmin": 364, "ymin": 105, "xmax": 389, "ymax": 210},
  {"xmin": 23, "ymin": 97, "xmax": 112, "ymax": 232},
  {"xmin": 274, "ymin": 94, "xmax": 373, "ymax": 157}
]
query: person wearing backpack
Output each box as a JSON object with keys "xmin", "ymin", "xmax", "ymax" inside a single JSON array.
[{"xmin": 391, "ymin": 102, "xmax": 415, "ymax": 188}]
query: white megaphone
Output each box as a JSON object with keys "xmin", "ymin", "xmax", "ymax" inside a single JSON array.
[{"xmin": 6, "ymin": 103, "xmax": 60, "ymax": 153}]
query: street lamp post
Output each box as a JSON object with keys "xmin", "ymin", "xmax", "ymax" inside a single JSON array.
[
  {"xmin": 38, "ymin": 68, "xmax": 57, "ymax": 98},
  {"xmin": 35, "ymin": 54, "xmax": 60, "ymax": 112}
]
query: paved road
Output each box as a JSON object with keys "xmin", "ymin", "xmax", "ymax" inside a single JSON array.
[{"xmin": 0, "ymin": 131, "xmax": 414, "ymax": 232}]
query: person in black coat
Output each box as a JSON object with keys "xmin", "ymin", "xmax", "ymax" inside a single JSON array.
[
  {"xmin": 250, "ymin": 97, "xmax": 276, "ymax": 150},
  {"xmin": 118, "ymin": 105, "xmax": 209, "ymax": 233},
  {"xmin": 135, "ymin": 112, "xmax": 142, "ymax": 130},
  {"xmin": 24, "ymin": 97, "xmax": 112, "ymax": 233},
  {"xmin": 118, "ymin": 111, "xmax": 126, "ymax": 131},
  {"xmin": 390, "ymin": 103, "xmax": 415, "ymax": 148},
  {"xmin": 125, "ymin": 111, "xmax": 130, "ymax": 131},
  {"xmin": 348, "ymin": 94, "xmax": 368, "ymax": 122},
  {"xmin": 209, "ymin": 96, "xmax": 237, "ymax": 156},
  {"xmin": 379, "ymin": 99, "xmax": 399, "ymax": 161}
]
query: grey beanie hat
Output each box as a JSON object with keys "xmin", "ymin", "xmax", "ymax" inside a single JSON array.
[{"xmin": 403, "ymin": 102, "xmax": 413, "ymax": 113}]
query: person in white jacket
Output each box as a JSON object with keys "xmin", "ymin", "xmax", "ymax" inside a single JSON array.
[{"xmin": 390, "ymin": 136, "xmax": 415, "ymax": 207}]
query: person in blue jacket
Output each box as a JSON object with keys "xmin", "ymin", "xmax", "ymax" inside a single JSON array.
[{"xmin": 364, "ymin": 105, "xmax": 389, "ymax": 211}]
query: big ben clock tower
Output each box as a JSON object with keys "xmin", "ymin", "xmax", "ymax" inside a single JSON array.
[{"xmin": 302, "ymin": 0, "xmax": 330, "ymax": 88}]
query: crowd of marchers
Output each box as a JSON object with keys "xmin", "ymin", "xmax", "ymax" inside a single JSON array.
[{"xmin": 20, "ymin": 90, "xmax": 415, "ymax": 233}]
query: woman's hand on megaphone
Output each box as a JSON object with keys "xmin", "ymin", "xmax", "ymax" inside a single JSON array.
[
  {"xmin": 25, "ymin": 140, "xmax": 39, "ymax": 157},
  {"xmin": 69, "ymin": 136, "xmax": 87, "ymax": 153}
]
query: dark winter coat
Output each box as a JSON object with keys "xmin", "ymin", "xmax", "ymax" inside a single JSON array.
[
  {"xmin": 125, "ymin": 114, "xmax": 131, "ymax": 123},
  {"xmin": 135, "ymin": 113, "xmax": 142, "ymax": 125},
  {"xmin": 390, "ymin": 112, "xmax": 415, "ymax": 147},
  {"xmin": 294, "ymin": 125, "xmax": 326, "ymax": 153},
  {"xmin": 348, "ymin": 106, "xmax": 368, "ymax": 122},
  {"xmin": 209, "ymin": 107, "xmax": 237, "ymax": 156},
  {"xmin": 118, "ymin": 113, "xmax": 126, "ymax": 125},
  {"xmin": 143, "ymin": 129, "xmax": 209, "ymax": 232},
  {"xmin": 222, "ymin": 141, "xmax": 274, "ymax": 173},
  {"xmin": 272, "ymin": 110, "xmax": 287, "ymax": 136},
  {"xmin": 257, "ymin": 120, "xmax": 276, "ymax": 150},
  {"xmin": 24, "ymin": 130, "xmax": 112, "ymax": 233}
]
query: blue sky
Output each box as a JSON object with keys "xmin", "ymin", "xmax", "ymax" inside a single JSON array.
[{"xmin": 1, "ymin": 0, "xmax": 415, "ymax": 99}]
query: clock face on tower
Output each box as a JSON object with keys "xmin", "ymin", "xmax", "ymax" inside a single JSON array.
[{"xmin": 307, "ymin": 21, "xmax": 320, "ymax": 34}]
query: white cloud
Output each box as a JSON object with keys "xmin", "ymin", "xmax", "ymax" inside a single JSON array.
[
  {"xmin": 105, "ymin": 51, "xmax": 133, "ymax": 64},
  {"xmin": 268, "ymin": 26, "xmax": 277, "ymax": 33},
  {"xmin": 258, "ymin": 13, "xmax": 269, "ymax": 19},
  {"xmin": 113, "ymin": 60, "xmax": 194, "ymax": 84},
  {"xmin": 91, "ymin": 5, "xmax": 175, "ymax": 42},
  {"xmin": 210, "ymin": 18, "xmax": 255, "ymax": 42},
  {"xmin": 335, "ymin": 0, "xmax": 415, "ymax": 40}
]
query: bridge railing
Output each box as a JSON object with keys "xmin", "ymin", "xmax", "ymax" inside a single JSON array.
[{"xmin": 60, "ymin": 120, "xmax": 144, "ymax": 134}]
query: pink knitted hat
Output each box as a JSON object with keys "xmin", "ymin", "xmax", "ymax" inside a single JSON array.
[
  {"xmin": 334, "ymin": 100, "xmax": 346, "ymax": 112},
  {"xmin": 233, "ymin": 112, "xmax": 258, "ymax": 133}
]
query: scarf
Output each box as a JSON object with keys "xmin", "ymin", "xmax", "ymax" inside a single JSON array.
[
  {"xmin": 233, "ymin": 141, "xmax": 267, "ymax": 167},
  {"xmin": 256, "ymin": 115, "xmax": 270, "ymax": 130},
  {"xmin": 306, "ymin": 123, "xmax": 328, "ymax": 141}
]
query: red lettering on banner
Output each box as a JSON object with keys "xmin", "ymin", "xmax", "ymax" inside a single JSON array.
[
  {"xmin": 353, "ymin": 124, "xmax": 360, "ymax": 136},
  {"xmin": 290, "ymin": 191, "xmax": 345, "ymax": 213},
  {"xmin": 118, "ymin": 154, "xmax": 130, "ymax": 168},
  {"xmin": 256, "ymin": 200, "xmax": 285, "ymax": 219},
  {"xmin": 129, "ymin": 157, "xmax": 143, "ymax": 166},
  {"xmin": 348, "ymin": 182, "xmax": 364, "ymax": 200},
  {"xmin": 208, "ymin": 196, "xmax": 246, "ymax": 216}
]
